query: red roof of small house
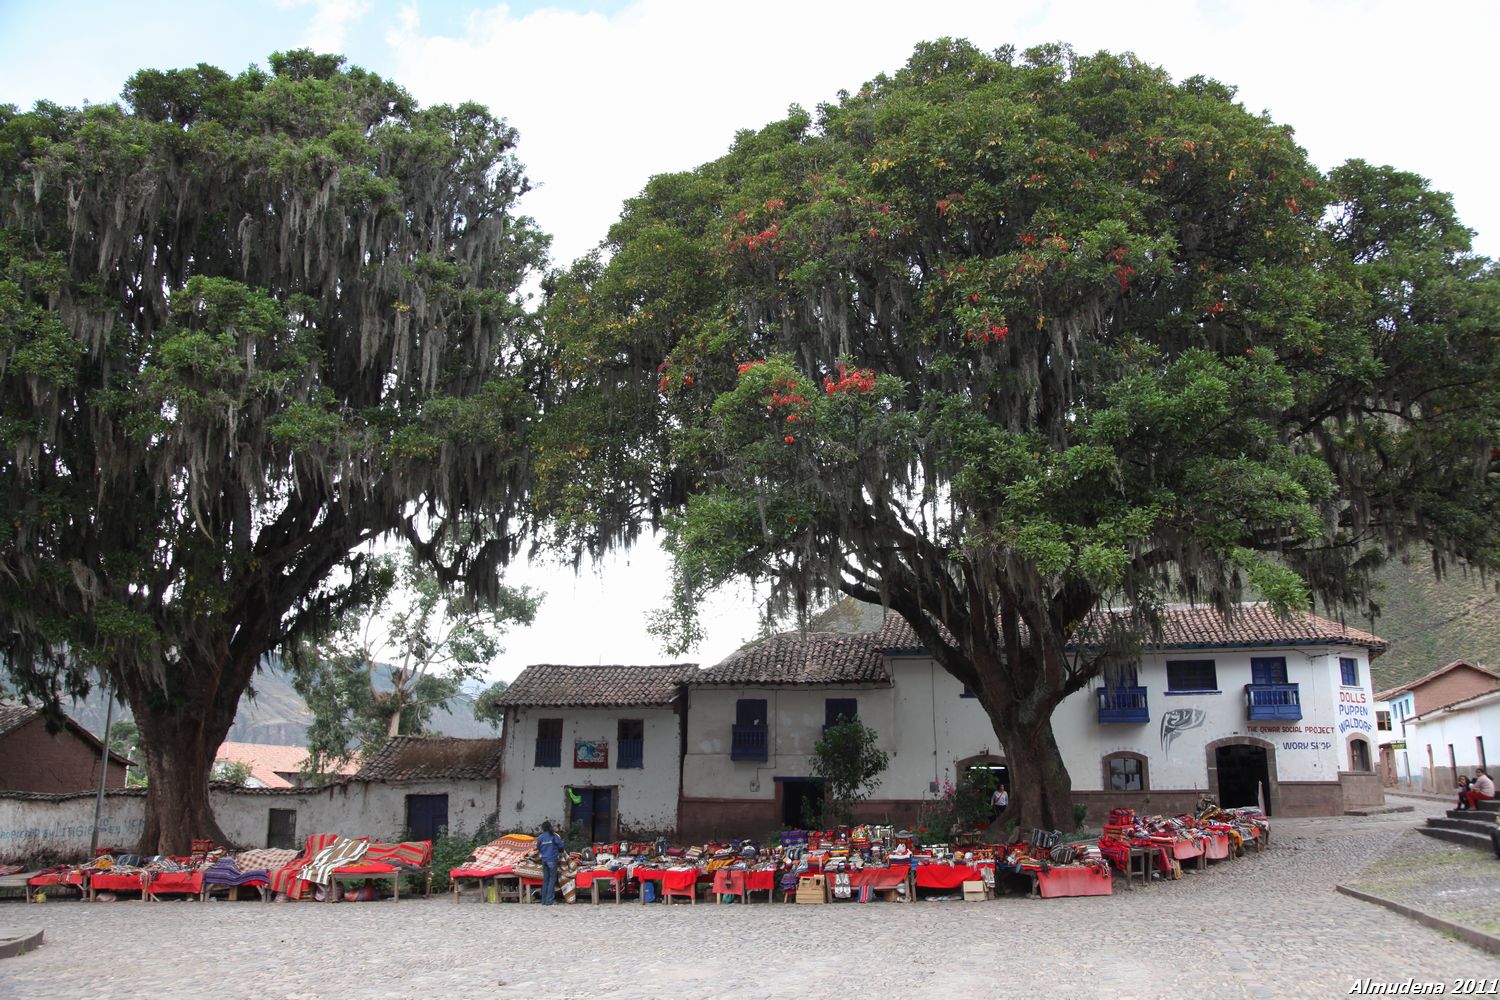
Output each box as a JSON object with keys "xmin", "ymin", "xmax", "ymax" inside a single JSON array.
[
  {"xmin": 497, "ymin": 664, "xmax": 698, "ymax": 707},
  {"xmin": 214, "ymin": 741, "xmax": 359, "ymax": 789},
  {"xmin": 1375, "ymin": 659, "xmax": 1500, "ymax": 703}
]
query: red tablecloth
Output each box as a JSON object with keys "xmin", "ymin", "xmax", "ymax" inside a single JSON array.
[
  {"xmin": 646, "ymin": 869, "xmax": 700, "ymax": 893},
  {"xmin": 712, "ymin": 869, "xmax": 776, "ymax": 895},
  {"xmin": 148, "ymin": 871, "xmax": 203, "ymax": 894},
  {"xmin": 450, "ymin": 866, "xmax": 513, "ymax": 879},
  {"xmin": 575, "ymin": 869, "xmax": 624, "ymax": 889},
  {"xmin": 845, "ymin": 866, "xmax": 910, "ymax": 890},
  {"xmin": 333, "ymin": 863, "xmax": 402, "ymax": 875},
  {"xmin": 1170, "ymin": 841, "xmax": 1204, "ymax": 861},
  {"xmin": 28, "ymin": 872, "xmax": 86, "ymax": 887},
  {"xmin": 1205, "ymin": 833, "xmax": 1230, "ymax": 860},
  {"xmin": 913, "ymin": 864, "xmax": 992, "ymax": 890},
  {"xmin": 1036, "ymin": 866, "xmax": 1113, "ymax": 898},
  {"xmin": 90, "ymin": 872, "xmax": 146, "ymax": 892}
]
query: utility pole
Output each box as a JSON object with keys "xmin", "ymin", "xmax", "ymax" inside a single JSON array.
[{"xmin": 89, "ymin": 683, "xmax": 114, "ymax": 856}]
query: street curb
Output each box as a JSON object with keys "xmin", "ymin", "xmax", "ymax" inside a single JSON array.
[
  {"xmin": 1335, "ymin": 884, "xmax": 1500, "ymax": 954},
  {"xmin": 1345, "ymin": 805, "xmax": 1415, "ymax": 816},
  {"xmin": 0, "ymin": 929, "xmax": 43, "ymax": 959}
]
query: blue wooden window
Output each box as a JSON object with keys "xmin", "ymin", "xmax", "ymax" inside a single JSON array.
[
  {"xmin": 1251, "ymin": 657, "xmax": 1288, "ymax": 685},
  {"xmin": 617, "ymin": 718, "xmax": 644, "ymax": 769},
  {"xmin": 1340, "ymin": 657, "xmax": 1359, "ymax": 687},
  {"xmin": 535, "ymin": 717, "xmax": 562, "ymax": 767},
  {"xmin": 1166, "ymin": 660, "xmax": 1217, "ymax": 692},
  {"xmin": 732, "ymin": 699, "xmax": 768, "ymax": 761}
]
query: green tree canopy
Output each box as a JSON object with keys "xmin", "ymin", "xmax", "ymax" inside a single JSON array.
[
  {"xmin": 293, "ymin": 548, "xmax": 539, "ymax": 772},
  {"xmin": 542, "ymin": 40, "xmax": 1500, "ymax": 828},
  {"xmin": 0, "ymin": 51, "xmax": 549, "ymax": 851},
  {"xmin": 811, "ymin": 715, "xmax": 890, "ymax": 827}
]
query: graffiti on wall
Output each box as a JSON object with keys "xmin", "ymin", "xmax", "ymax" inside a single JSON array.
[{"xmin": 1160, "ymin": 708, "xmax": 1206, "ymax": 758}]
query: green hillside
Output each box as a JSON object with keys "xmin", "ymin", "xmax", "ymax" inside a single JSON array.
[{"xmin": 1363, "ymin": 561, "xmax": 1500, "ymax": 692}]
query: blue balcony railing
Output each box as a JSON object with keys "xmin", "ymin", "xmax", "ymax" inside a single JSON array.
[
  {"xmin": 730, "ymin": 724, "xmax": 768, "ymax": 761},
  {"xmin": 1246, "ymin": 683, "xmax": 1302, "ymax": 721},
  {"xmin": 1096, "ymin": 686, "xmax": 1149, "ymax": 724},
  {"xmin": 534, "ymin": 737, "xmax": 561, "ymax": 767},
  {"xmin": 617, "ymin": 737, "xmax": 644, "ymax": 769}
]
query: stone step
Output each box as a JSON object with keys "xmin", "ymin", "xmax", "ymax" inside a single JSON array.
[
  {"xmin": 1431, "ymin": 816, "xmax": 1498, "ymax": 836},
  {"xmin": 1418, "ymin": 825, "xmax": 1495, "ymax": 852},
  {"xmin": 1446, "ymin": 807, "xmax": 1499, "ymax": 821}
]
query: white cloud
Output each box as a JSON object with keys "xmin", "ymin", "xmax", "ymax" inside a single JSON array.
[{"xmin": 278, "ymin": 0, "xmax": 374, "ymax": 54}]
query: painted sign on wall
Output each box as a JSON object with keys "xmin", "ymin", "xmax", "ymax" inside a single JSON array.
[{"xmin": 574, "ymin": 740, "xmax": 609, "ymax": 769}]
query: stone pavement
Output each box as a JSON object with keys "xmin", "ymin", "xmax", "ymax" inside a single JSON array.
[{"xmin": 2, "ymin": 796, "xmax": 1496, "ymax": 1000}]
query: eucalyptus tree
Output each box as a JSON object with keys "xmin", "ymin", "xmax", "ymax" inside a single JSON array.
[
  {"xmin": 541, "ymin": 40, "xmax": 1500, "ymax": 829},
  {"xmin": 0, "ymin": 51, "xmax": 549, "ymax": 851}
]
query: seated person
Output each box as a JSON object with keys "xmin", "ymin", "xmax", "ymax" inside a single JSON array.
[
  {"xmin": 1458, "ymin": 775, "xmax": 1472, "ymax": 810},
  {"xmin": 1466, "ymin": 768, "xmax": 1496, "ymax": 810}
]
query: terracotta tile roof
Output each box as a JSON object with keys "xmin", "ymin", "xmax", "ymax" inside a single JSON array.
[
  {"xmin": 496, "ymin": 664, "xmax": 698, "ymax": 707},
  {"xmin": 1375, "ymin": 659, "xmax": 1500, "ymax": 702},
  {"xmin": 873, "ymin": 605, "xmax": 1387, "ymax": 655},
  {"xmin": 355, "ymin": 735, "xmax": 504, "ymax": 781},
  {"xmin": 215, "ymin": 741, "xmax": 360, "ymax": 789},
  {"xmin": 697, "ymin": 632, "xmax": 890, "ymax": 686}
]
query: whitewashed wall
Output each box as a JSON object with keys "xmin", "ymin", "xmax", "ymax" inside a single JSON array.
[
  {"xmin": 1045, "ymin": 644, "xmax": 1375, "ymax": 791},
  {"xmin": 1406, "ymin": 691, "xmax": 1500, "ymax": 789},
  {"xmin": 0, "ymin": 779, "xmax": 499, "ymax": 864},
  {"xmin": 213, "ymin": 779, "xmax": 499, "ymax": 847},
  {"xmin": 498, "ymin": 705, "xmax": 680, "ymax": 836},
  {"xmin": 0, "ymin": 791, "xmax": 145, "ymax": 863}
]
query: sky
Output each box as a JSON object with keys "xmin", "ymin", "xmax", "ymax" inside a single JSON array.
[{"xmin": 3, "ymin": 0, "xmax": 1497, "ymax": 683}]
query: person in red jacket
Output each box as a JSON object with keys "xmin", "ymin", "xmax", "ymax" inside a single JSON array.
[{"xmin": 1466, "ymin": 768, "xmax": 1495, "ymax": 809}]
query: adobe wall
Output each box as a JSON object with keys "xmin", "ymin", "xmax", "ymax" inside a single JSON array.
[
  {"xmin": 0, "ymin": 718, "xmax": 127, "ymax": 793},
  {"xmin": 1412, "ymin": 668, "xmax": 1500, "ymax": 716}
]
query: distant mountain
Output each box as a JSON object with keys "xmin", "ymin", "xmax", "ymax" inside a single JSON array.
[{"xmin": 64, "ymin": 658, "xmax": 502, "ymax": 746}]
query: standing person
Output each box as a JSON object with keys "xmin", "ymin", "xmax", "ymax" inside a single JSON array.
[
  {"xmin": 992, "ymin": 784, "xmax": 1009, "ymax": 821},
  {"xmin": 1467, "ymin": 769, "xmax": 1496, "ymax": 810},
  {"xmin": 537, "ymin": 820, "xmax": 565, "ymax": 905}
]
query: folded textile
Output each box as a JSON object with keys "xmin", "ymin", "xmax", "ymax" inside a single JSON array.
[
  {"xmin": 363, "ymin": 840, "xmax": 432, "ymax": 869},
  {"xmin": 300, "ymin": 837, "xmax": 370, "ymax": 886},
  {"xmin": 236, "ymin": 848, "xmax": 299, "ymax": 872}
]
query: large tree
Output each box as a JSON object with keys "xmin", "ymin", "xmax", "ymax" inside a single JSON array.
[
  {"xmin": 540, "ymin": 41, "xmax": 1500, "ymax": 829},
  {"xmin": 0, "ymin": 52, "xmax": 548, "ymax": 851}
]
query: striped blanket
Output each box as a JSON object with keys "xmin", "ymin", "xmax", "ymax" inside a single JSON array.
[
  {"xmin": 267, "ymin": 834, "xmax": 340, "ymax": 898},
  {"xmin": 300, "ymin": 837, "xmax": 370, "ymax": 886},
  {"xmin": 363, "ymin": 840, "xmax": 432, "ymax": 869}
]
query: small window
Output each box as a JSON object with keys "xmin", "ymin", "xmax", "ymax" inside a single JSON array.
[
  {"xmin": 536, "ymin": 717, "xmax": 563, "ymax": 767},
  {"xmin": 618, "ymin": 718, "xmax": 644, "ymax": 769},
  {"xmin": 267, "ymin": 808, "xmax": 297, "ymax": 850},
  {"xmin": 405, "ymin": 793, "xmax": 449, "ymax": 840},
  {"xmin": 736, "ymin": 699, "xmax": 767, "ymax": 728},
  {"xmin": 1349, "ymin": 739, "xmax": 1371, "ymax": 772},
  {"xmin": 1105, "ymin": 755, "xmax": 1146, "ymax": 792},
  {"xmin": 1166, "ymin": 660, "xmax": 1218, "ymax": 692},
  {"xmin": 1250, "ymin": 657, "xmax": 1288, "ymax": 686},
  {"xmin": 1340, "ymin": 657, "xmax": 1359, "ymax": 687},
  {"xmin": 825, "ymin": 698, "xmax": 858, "ymax": 728},
  {"xmin": 1376, "ymin": 711, "xmax": 1391, "ymax": 730}
]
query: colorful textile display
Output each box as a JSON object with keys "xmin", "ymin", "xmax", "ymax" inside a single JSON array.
[{"xmin": 299, "ymin": 837, "xmax": 371, "ymax": 887}]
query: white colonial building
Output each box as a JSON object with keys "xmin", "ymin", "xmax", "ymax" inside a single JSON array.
[{"xmin": 491, "ymin": 664, "xmax": 695, "ymax": 840}]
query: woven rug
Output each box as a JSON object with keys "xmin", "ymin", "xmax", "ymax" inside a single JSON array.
[{"xmin": 300, "ymin": 837, "xmax": 370, "ymax": 886}]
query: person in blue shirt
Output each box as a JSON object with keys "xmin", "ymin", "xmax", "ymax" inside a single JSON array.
[{"xmin": 537, "ymin": 820, "xmax": 565, "ymax": 905}]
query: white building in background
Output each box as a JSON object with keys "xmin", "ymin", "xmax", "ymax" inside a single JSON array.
[
  {"xmin": 1403, "ymin": 688, "xmax": 1500, "ymax": 794},
  {"xmin": 676, "ymin": 604, "xmax": 1387, "ymax": 838},
  {"xmin": 1376, "ymin": 660, "xmax": 1500, "ymax": 791},
  {"xmin": 491, "ymin": 664, "xmax": 695, "ymax": 840}
]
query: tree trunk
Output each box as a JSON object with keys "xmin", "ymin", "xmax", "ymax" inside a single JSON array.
[
  {"xmin": 989, "ymin": 713, "xmax": 1076, "ymax": 833},
  {"xmin": 118, "ymin": 652, "xmax": 251, "ymax": 855}
]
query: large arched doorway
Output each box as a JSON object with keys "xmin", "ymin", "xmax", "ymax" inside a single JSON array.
[
  {"xmin": 1205, "ymin": 737, "xmax": 1278, "ymax": 816},
  {"xmin": 955, "ymin": 753, "xmax": 1009, "ymax": 827}
]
